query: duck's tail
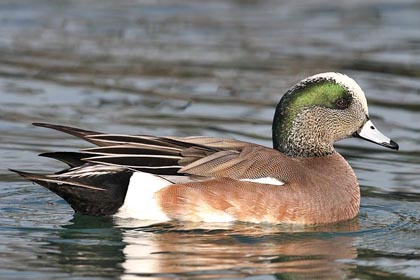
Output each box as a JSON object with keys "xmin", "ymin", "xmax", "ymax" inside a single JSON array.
[{"xmin": 10, "ymin": 166, "xmax": 133, "ymax": 216}]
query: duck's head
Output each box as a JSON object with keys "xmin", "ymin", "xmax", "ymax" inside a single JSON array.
[{"xmin": 273, "ymin": 72, "xmax": 399, "ymax": 157}]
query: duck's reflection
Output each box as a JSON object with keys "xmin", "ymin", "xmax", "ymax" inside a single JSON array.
[
  {"xmin": 56, "ymin": 215, "xmax": 126, "ymax": 278},
  {"xmin": 115, "ymin": 218, "xmax": 359, "ymax": 279}
]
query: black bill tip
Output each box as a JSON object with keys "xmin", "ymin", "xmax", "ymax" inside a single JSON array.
[{"xmin": 385, "ymin": 139, "xmax": 399, "ymax": 151}]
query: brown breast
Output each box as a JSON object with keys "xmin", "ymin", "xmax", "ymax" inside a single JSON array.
[{"xmin": 157, "ymin": 152, "xmax": 360, "ymax": 224}]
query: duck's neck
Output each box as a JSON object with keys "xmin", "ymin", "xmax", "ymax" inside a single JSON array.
[{"xmin": 272, "ymin": 109, "xmax": 335, "ymax": 158}]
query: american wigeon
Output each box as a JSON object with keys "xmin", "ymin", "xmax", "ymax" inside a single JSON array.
[{"xmin": 13, "ymin": 72, "xmax": 399, "ymax": 224}]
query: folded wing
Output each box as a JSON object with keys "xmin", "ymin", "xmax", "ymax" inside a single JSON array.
[{"xmin": 27, "ymin": 123, "xmax": 289, "ymax": 182}]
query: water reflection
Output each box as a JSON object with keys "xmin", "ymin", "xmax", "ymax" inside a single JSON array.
[
  {"xmin": 55, "ymin": 216, "xmax": 125, "ymax": 278},
  {"xmin": 42, "ymin": 216, "xmax": 361, "ymax": 279},
  {"xmin": 121, "ymin": 234, "xmax": 357, "ymax": 279},
  {"xmin": 116, "ymin": 219, "xmax": 360, "ymax": 279}
]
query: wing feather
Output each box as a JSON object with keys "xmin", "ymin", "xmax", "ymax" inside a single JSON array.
[{"xmin": 31, "ymin": 123, "xmax": 285, "ymax": 180}]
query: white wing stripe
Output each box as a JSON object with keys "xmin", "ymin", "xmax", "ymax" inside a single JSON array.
[
  {"xmin": 86, "ymin": 155, "xmax": 183, "ymax": 159},
  {"xmin": 240, "ymin": 177, "xmax": 284, "ymax": 186}
]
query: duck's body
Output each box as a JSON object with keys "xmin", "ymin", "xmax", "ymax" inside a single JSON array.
[
  {"xmin": 13, "ymin": 73, "xmax": 398, "ymax": 224},
  {"xmin": 155, "ymin": 152, "xmax": 359, "ymax": 224}
]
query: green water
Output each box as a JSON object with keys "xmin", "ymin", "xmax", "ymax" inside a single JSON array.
[{"xmin": 0, "ymin": 0, "xmax": 419, "ymax": 279}]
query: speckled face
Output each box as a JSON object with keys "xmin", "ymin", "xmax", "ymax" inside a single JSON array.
[{"xmin": 273, "ymin": 73, "xmax": 369, "ymax": 157}]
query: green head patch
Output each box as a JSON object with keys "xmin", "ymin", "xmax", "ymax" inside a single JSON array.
[{"xmin": 273, "ymin": 79, "xmax": 353, "ymax": 151}]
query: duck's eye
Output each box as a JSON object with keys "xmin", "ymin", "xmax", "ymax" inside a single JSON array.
[{"xmin": 335, "ymin": 98, "xmax": 350, "ymax": 109}]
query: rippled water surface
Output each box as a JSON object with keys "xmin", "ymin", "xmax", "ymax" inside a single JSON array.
[{"xmin": 1, "ymin": 0, "xmax": 420, "ymax": 279}]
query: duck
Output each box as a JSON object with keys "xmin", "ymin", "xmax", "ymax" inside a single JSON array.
[{"xmin": 12, "ymin": 72, "xmax": 399, "ymax": 224}]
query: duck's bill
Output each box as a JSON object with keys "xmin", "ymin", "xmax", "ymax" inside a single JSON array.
[{"xmin": 353, "ymin": 120, "xmax": 399, "ymax": 150}]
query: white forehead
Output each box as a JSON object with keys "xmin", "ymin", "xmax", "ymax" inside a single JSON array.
[{"xmin": 304, "ymin": 72, "xmax": 368, "ymax": 114}]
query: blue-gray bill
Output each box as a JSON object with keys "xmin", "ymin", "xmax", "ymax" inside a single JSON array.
[{"xmin": 353, "ymin": 120, "xmax": 399, "ymax": 150}]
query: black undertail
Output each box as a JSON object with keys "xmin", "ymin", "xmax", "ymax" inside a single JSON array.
[{"xmin": 11, "ymin": 165, "xmax": 133, "ymax": 216}]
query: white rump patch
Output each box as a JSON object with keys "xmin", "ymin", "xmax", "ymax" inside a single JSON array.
[
  {"xmin": 115, "ymin": 172, "xmax": 172, "ymax": 221},
  {"xmin": 240, "ymin": 177, "xmax": 284, "ymax": 186}
]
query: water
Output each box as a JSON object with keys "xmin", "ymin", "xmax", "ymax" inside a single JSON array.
[{"xmin": 1, "ymin": 0, "xmax": 419, "ymax": 279}]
